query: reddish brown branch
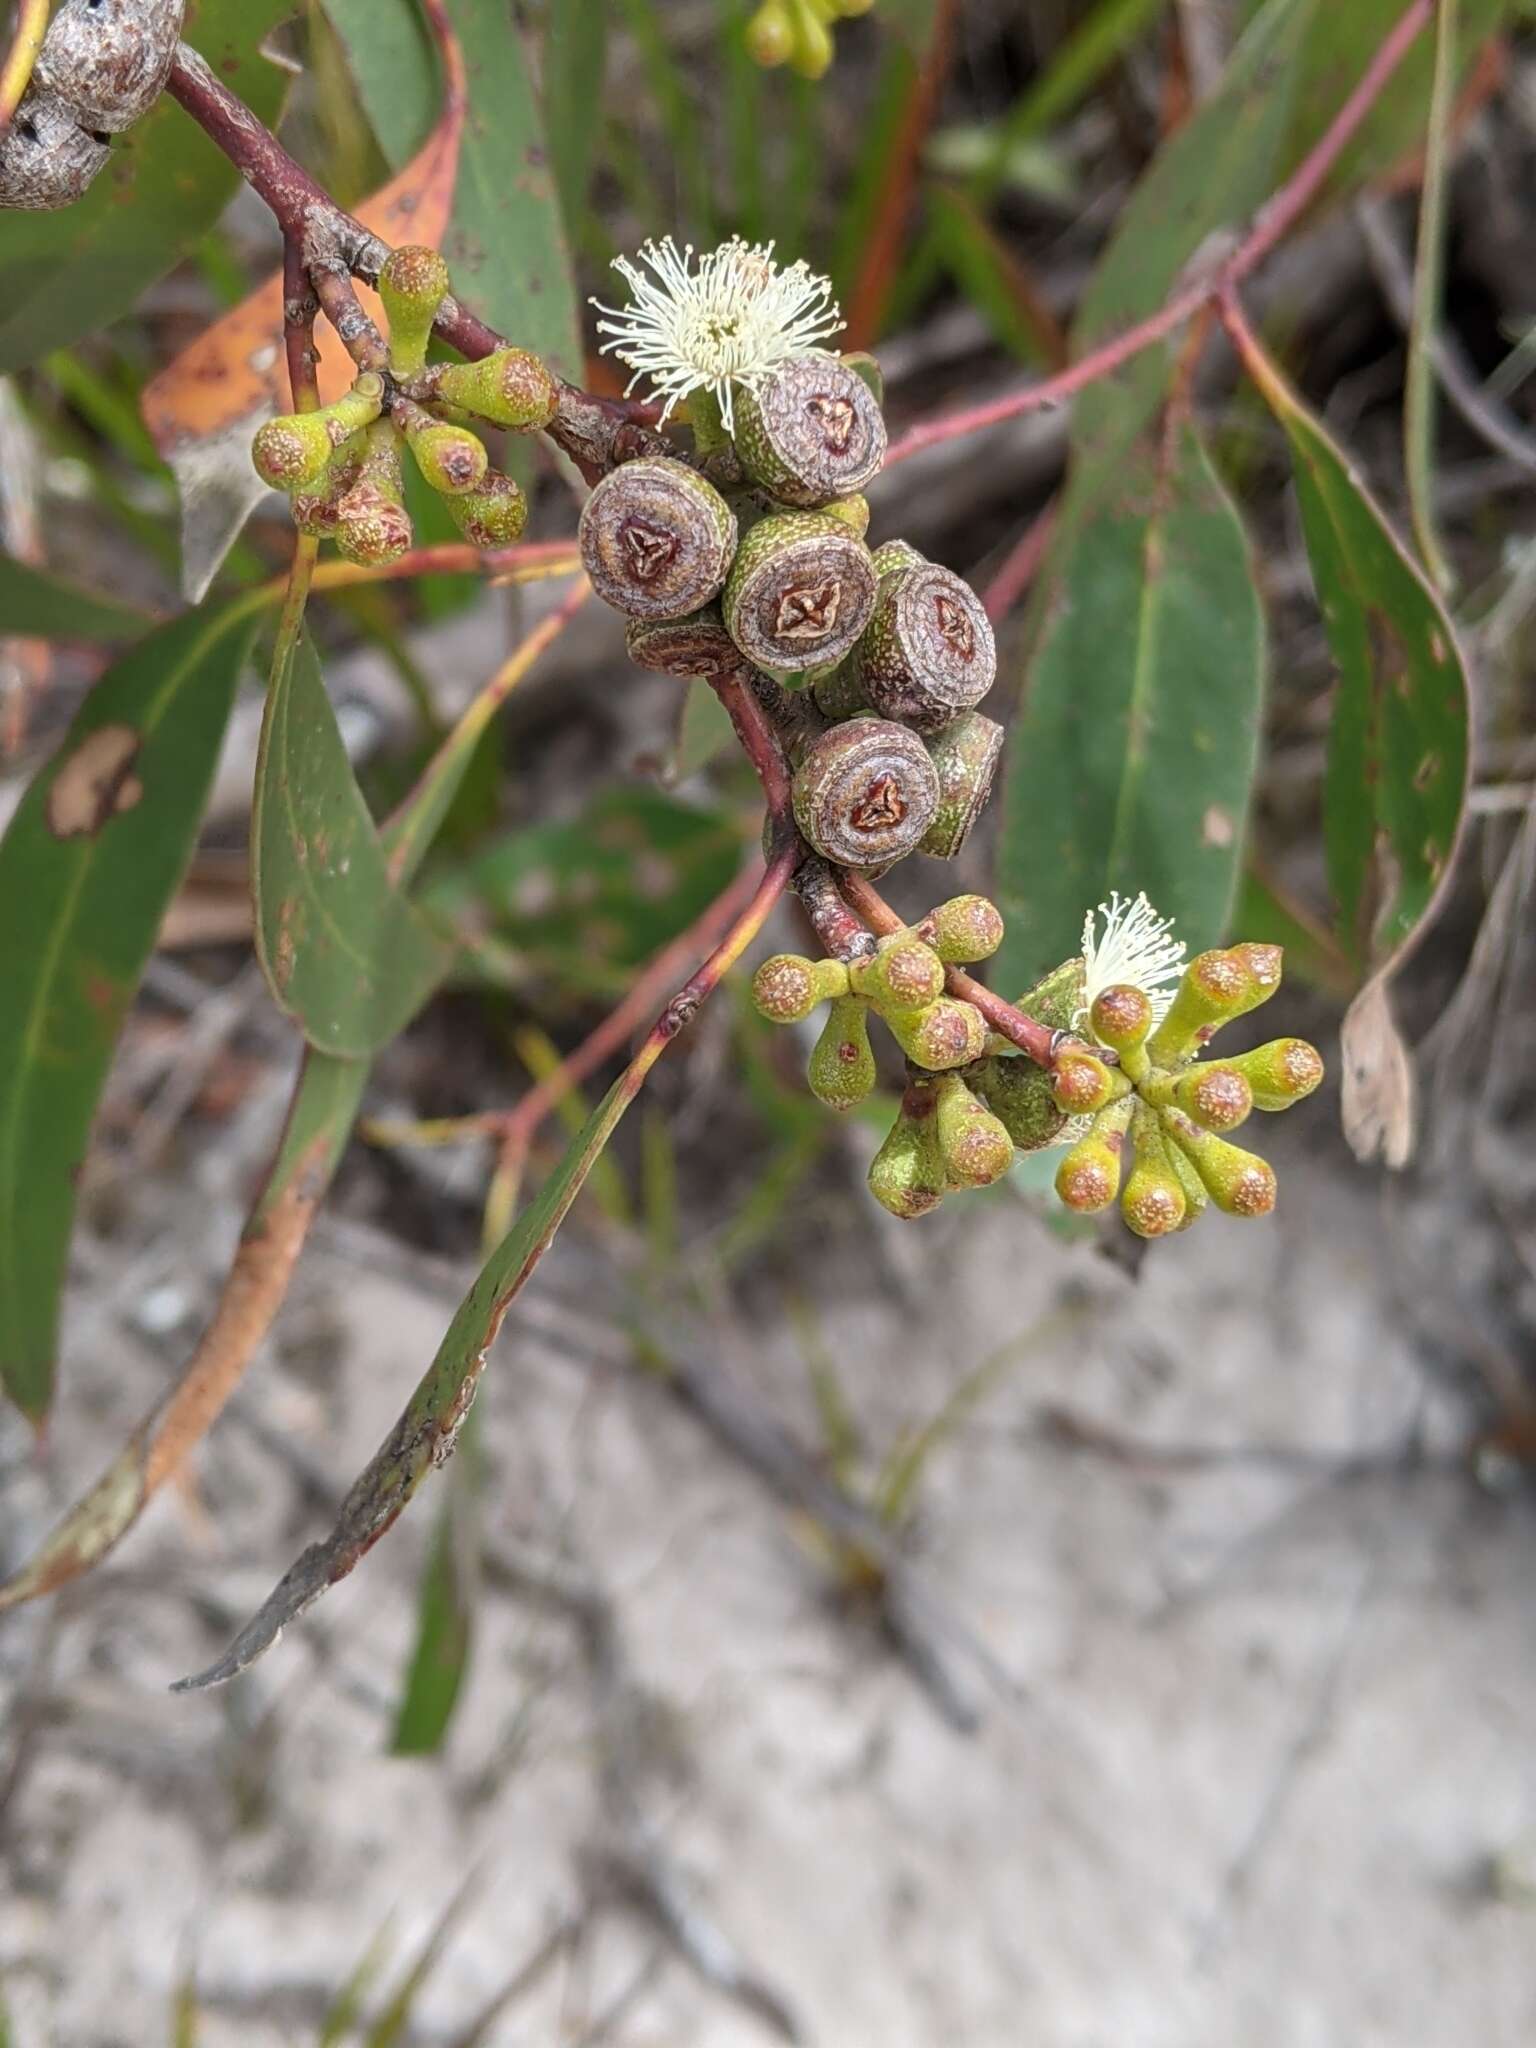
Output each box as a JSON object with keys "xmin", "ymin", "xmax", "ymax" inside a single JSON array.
[
  {"xmin": 707, "ymin": 667, "xmax": 796, "ymax": 827},
  {"xmin": 282, "ymin": 240, "xmax": 321, "ymax": 413}
]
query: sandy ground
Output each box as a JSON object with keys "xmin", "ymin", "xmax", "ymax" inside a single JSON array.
[{"xmin": 2, "ymin": 1093, "xmax": 1535, "ymax": 2047}]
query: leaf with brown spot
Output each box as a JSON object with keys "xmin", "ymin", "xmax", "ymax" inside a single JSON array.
[{"xmin": 0, "ymin": 600, "xmax": 254, "ymax": 1422}]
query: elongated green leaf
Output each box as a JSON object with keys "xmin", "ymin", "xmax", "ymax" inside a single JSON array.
[
  {"xmin": 175, "ymin": 1072, "xmax": 638, "ymax": 1690},
  {"xmin": 545, "ymin": 0, "xmax": 610, "ymax": 233},
  {"xmin": 1243, "ymin": 351, "xmax": 1469, "ymax": 970},
  {"xmin": 389, "ymin": 1445, "xmax": 478, "ymax": 1755},
  {"xmin": 252, "ymin": 632, "xmax": 456, "ymax": 1056},
  {"xmin": 0, "ymin": 555, "xmax": 155, "ymax": 642},
  {"xmin": 0, "ymin": 601, "xmax": 253, "ymax": 1420},
  {"xmin": 995, "ymin": 420, "xmax": 1265, "ymax": 993},
  {"xmin": 0, "ymin": 0, "xmax": 294, "ymax": 373},
  {"xmin": 319, "ymin": 0, "xmax": 437, "ymax": 171}
]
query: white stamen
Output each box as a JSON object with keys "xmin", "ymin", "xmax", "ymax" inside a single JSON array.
[
  {"xmin": 590, "ymin": 236, "xmax": 844, "ymax": 435},
  {"xmin": 1079, "ymin": 891, "xmax": 1186, "ymax": 1027}
]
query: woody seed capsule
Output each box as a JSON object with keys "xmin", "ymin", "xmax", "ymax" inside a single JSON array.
[
  {"xmin": 732, "ymin": 356, "xmax": 888, "ymax": 508},
  {"xmin": 625, "ymin": 606, "xmax": 743, "ymax": 678},
  {"xmin": 854, "ymin": 562, "xmax": 997, "ymax": 733},
  {"xmin": 35, "ymin": 0, "xmax": 183, "ymax": 133},
  {"xmin": 920, "ymin": 712, "xmax": 1004, "ymax": 859},
  {"xmin": 0, "ymin": 93, "xmax": 109, "ymax": 209},
  {"xmin": 791, "ymin": 718, "xmax": 939, "ymax": 870},
  {"xmin": 580, "ymin": 458, "xmax": 738, "ymax": 621},
  {"xmin": 723, "ymin": 510, "xmax": 878, "ymax": 672}
]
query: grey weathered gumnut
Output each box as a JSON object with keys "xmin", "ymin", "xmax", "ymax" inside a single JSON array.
[
  {"xmin": 791, "ymin": 717, "xmax": 940, "ymax": 871},
  {"xmin": 732, "ymin": 356, "xmax": 888, "ymax": 508},
  {"xmin": 853, "ymin": 561, "xmax": 997, "ymax": 733},
  {"xmin": 0, "ymin": 93, "xmax": 110, "ymax": 210},
  {"xmin": 35, "ymin": 0, "xmax": 184, "ymax": 133},
  {"xmin": 625, "ymin": 605, "xmax": 744, "ymax": 677},
  {"xmin": 921, "ymin": 711, "xmax": 1005, "ymax": 859},
  {"xmin": 722, "ymin": 510, "xmax": 878, "ymax": 674},
  {"xmin": 579, "ymin": 457, "xmax": 738, "ymax": 621}
]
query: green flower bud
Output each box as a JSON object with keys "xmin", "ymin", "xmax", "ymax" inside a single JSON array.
[
  {"xmin": 1165, "ymin": 1135, "xmax": 1210, "ymax": 1226},
  {"xmin": 934, "ymin": 1072, "xmax": 1014, "ymax": 1189},
  {"xmin": 1148, "ymin": 944, "xmax": 1284, "ymax": 1067},
  {"xmin": 1221, "ymin": 1037, "xmax": 1326, "ymax": 1112},
  {"xmin": 912, "ymin": 894, "xmax": 1004, "ymax": 966},
  {"xmin": 333, "ymin": 420, "xmax": 412, "ymax": 567},
  {"xmin": 1054, "ymin": 1099, "xmax": 1135, "ymax": 1214},
  {"xmin": 850, "ymin": 933, "xmax": 946, "ymax": 1013},
  {"xmin": 724, "ymin": 509, "xmax": 878, "ymax": 673},
  {"xmin": 853, "ymin": 562, "xmax": 996, "ymax": 734},
  {"xmin": 752, "ymin": 952, "xmax": 849, "ymax": 1023},
  {"xmin": 1120, "ymin": 1103, "xmax": 1188, "ymax": 1239},
  {"xmin": 1051, "ymin": 1049, "xmax": 1117, "ymax": 1118},
  {"xmin": 745, "ymin": 0, "xmax": 795, "ymax": 65},
  {"xmin": 886, "ymin": 996, "xmax": 988, "ymax": 1072},
  {"xmin": 444, "ymin": 470, "xmax": 528, "ymax": 549},
  {"xmin": 733, "ymin": 357, "xmax": 887, "ymax": 509},
  {"xmin": 401, "ymin": 413, "xmax": 490, "ymax": 497},
  {"xmin": 290, "ymin": 436, "xmax": 367, "ymax": 537},
  {"xmin": 1161, "ymin": 1111, "xmax": 1277, "ymax": 1218},
  {"xmin": 625, "ymin": 605, "xmax": 742, "ymax": 678},
  {"xmin": 378, "ymin": 244, "xmax": 450, "ymax": 374},
  {"xmin": 433, "ymin": 347, "xmax": 560, "ymax": 431},
  {"xmin": 868, "ymin": 1087, "xmax": 947, "ymax": 1220},
  {"xmin": 822, "ymin": 493, "xmax": 871, "ymax": 537},
  {"xmin": 252, "ymin": 373, "xmax": 384, "ymax": 491},
  {"xmin": 1170, "ymin": 1063, "xmax": 1254, "ymax": 1133},
  {"xmin": 789, "ymin": 0, "xmax": 835, "ymax": 78},
  {"xmin": 808, "ymin": 995, "xmax": 876, "ymax": 1111},
  {"xmin": 870, "ymin": 538, "xmax": 924, "ymax": 579},
  {"xmin": 791, "ymin": 717, "xmax": 939, "ymax": 870},
  {"xmin": 920, "ymin": 711, "xmax": 1004, "ymax": 859},
  {"xmin": 1088, "ymin": 982, "xmax": 1155, "ymax": 1082},
  {"xmin": 581, "ymin": 457, "xmax": 738, "ymax": 622},
  {"xmin": 969, "ymin": 1055, "xmax": 1066, "ymax": 1154}
]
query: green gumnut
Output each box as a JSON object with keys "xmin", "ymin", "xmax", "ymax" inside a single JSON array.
[
  {"xmin": 732, "ymin": 357, "xmax": 886, "ymax": 508},
  {"xmin": 1148, "ymin": 943, "xmax": 1284, "ymax": 1067},
  {"xmin": 1161, "ymin": 1110, "xmax": 1277, "ymax": 1218},
  {"xmin": 789, "ymin": 0, "xmax": 835, "ymax": 79},
  {"xmin": 868, "ymin": 1090, "xmax": 947, "ymax": 1220},
  {"xmin": 752, "ymin": 952, "xmax": 849, "ymax": 1023},
  {"xmin": 808, "ymin": 996, "xmax": 876, "ymax": 1111},
  {"xmin": 970, "ymin": 1055, "xmax": 1067, "ymax": 1154},
  {"xmin": 934, "ymin": 1072, "xmax": 1013, "ymax": 1189},
  {"xmin": 378, "ymin": 244, "xmax": 450, "ymax": 375},
  {"xmin": 1222, "ymin": 1037, "xmax": 1326, "ymax": 1112},
  {"xmin": 886, "ymin": 996, "xmax": 988, "ymax": 1072},
  {"xmin": 252, "ymin": 373, "xmax": 384, "ymax": 490},
  {"xmin": 434, "ymin": 348, "xmax": 560, "ymax": 431},
  {"xmin": 1054, "ymin": 1098, "xmax": 1134, "ymax": 1214},
  {"xmin": 290, "ymin": 435, "xmax": 367, "ymax": 536},
  {"xmin": 849, "ymin": 933, "xmax": 946, "ymax": 1014},
  {"xmin": 1119, "ymin": 1103, "xmax": 1188, "ymax": 1239},
  {"xmin": 912, "ymin": 894, "xmax": 1004, "ymax": 966},
  {"xmin": 870, "ymin": 538, "xmax": 924, "ymax": 579},
  {"xmin": 445, "ymin": 470, "xmax": 529, "ymax": 549},
  {"xmin": 333, "ymin": 420, "xmax": 413, "ymax": 567},
  {"xmin": 1051, "ymin": 1050, "xmax": 1117, "ymax": 1118},
  {"xmin": 745, "ymin": 0, "xmax": 795, "ymax": 64},
  {"xmin": 401, "ymin": 414, "xmax": 489, "ymax": 497},
  {"xmin": 1170, "ymin": 1063, "xmax": 1254, "ymax": 1134}
]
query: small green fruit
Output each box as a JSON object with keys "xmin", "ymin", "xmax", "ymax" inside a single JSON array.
[
  {"xmin": 912, "ymin": 894, "xmax": 1004, "ymax": 966},
  {"xmin": 401, "ymin": 414, "xmax": 490, "ymax": 496},
  {"xmin": 886, "ymin": 996, "xmax": 988, "ymax": 1072},
  {"xmin": 868, "ymin": 1090, "xmax": 947, "ymax": 1220},
  {"xmin": 445, "ymin": 470, "xmax": 528, "ymax": 549},
  {"xmin": 1171, "ymin": 1064, "xmax": 1254, "ymax": 1133},
  {"xmin": 1161, "ymin": 1112, "xmax": 1278, "ymax": 1218},
  {"xmin": 752, "ymin": 953, "xmax": 849, "ymax": 1023},
  {"xmin": 1148, "ymin": 944, "xmax": 1284, "ymax": 1066},
  {"xmin": 1222, "ymin": 1037, "xmax": 1325, "ymax": 1112},
  {"xmin": 433, "ymin": 347, "xmax": 560, "ymax": 431},
  {"xmin": 850, "ymin": 933, "xmax": 946, "ymax": 1013},
  {"xmin": 378, "ymin": 244, "xmax": 450, "ymax": 374},
  {"xmin": 1054, "ymin": 1099, "xmax": 1134, "ymax": 1214},
  {"xmin": 970, "ymin": 1055, "xmax": 1066, "ymax": 1154},
  {"xmin": 934, "ymin": 1073, "xmax": 1013, "ymax": 1189},
  {"xmin": 808, "ymin": 996, "xmax": 876, "ymax": 1111}
]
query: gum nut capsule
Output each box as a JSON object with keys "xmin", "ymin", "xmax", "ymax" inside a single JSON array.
[
  {"xmin": 377, "ymin": 244, "xmax": 450, "ymax": 373},
  {"xmin": 733, "ymin": 356, "xmax": 888, "ymax": 508},
  {"xmin": 1051, "ymin": 1050, "xmax": 1116, "ymax": 1118},
  {"xmin": 854, "ymin": 562, "xmax": 997, "ymax": 733},
  {"xmin": 0, "ymin": 91, "xmax": 110, "ymax": 209},
  {"xmin": 808, "ymin": 997, "xmax": 877, "ymax": 1111},
  {"xmin": 402, "ymin": 415, "xmax": 489, "ymax": 496},
  {"xmin": 1120, "ymin": 1105, "xmax": 1188, "ymax": 1239},
  {"xmin": 445, "ymin": 470, "xmax": 528, "ymax": 549},
  {"xmin": 433, "ymin": 347, "xmax": 560, "ymax": 432},
  {"xmin": 934, "ymin": 1073, "xmax": 1014, "ymax": 1189},
  {"xmin": 1054, "ymin": 1100, "xmax": 1135, "ymax": 1213},
  {"xmin": 791, "ymin": 718, "xmax": 939, "ymax": 870},
  {"xmin": 723, "ymin": 510, "xmax": 878, "ymax": 673},
  {"xmin": 1148, "ymin": 944, "xmax": 1284, "ymax": 1066},
  {"xmin": 970, "ymin": 1056, "xmax": 1067, "ymax": 1154},
  {"xmin": 252, "ymin": 374, "xmax": 384, "ymax": 491},
  {"xmin": 920, "ymin": 711, "xmax": 1005, "ymax": 859},
  {"xmin": 1171, "ymin": 1063, "xmax": 1254, "ymax": 1133},
  {"xmin": 35, "ymin": 0, "xmax": 183, "ymax": 133},
  {"xmin": 625, "ymin": 606, "xmax": 743, "ymax": 678},
  {"xmin": 868, "ymin": 1099, "xmax": 947, "ymax": 1221},
  {"xmin": 752, "ymin": 953, "xmax": 849, "ymax": 1023},
  {"xmin": 579, "ymin": 457, "xmax": 738, "ymax": 621},
  {"xmin": 887, "ymin": 996, "xmax": 988, "ymax": 1072},
  {"xmin": 851, "ymin": 934, "xmax": 946, "ymax": 1013},
  {"xmin": 1225, "ymin": 1038, "xmax": 1325, "ymax": 1112},
  {"xmin": 870, "ymin": 538, "xmax": 924, "ymax": 579},
  {"xmin": 913, "ymin": 895, "xmax": 1004, "ymax": 966},
  {"xmin": 810, "ymin": 660, "xmax": 869, "ymax": 721},
  {"xmin": 1162, "ymin": 1112, "xmax": 1277, "ymax": 1218}
]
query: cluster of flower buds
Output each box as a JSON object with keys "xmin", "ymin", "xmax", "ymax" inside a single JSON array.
[
  {"xmin": 251, "ymin": 245, "xmax": 558, "ymax": 567},
  {"xmin": 752, "ymin": 888, "xmax": 1324, "ymax": 1233},
  {"xmin": 745, "ymin": 0, "xmax": 873, "ymax": 77},
  {"xmin": 582, "ymin": 254, "xmax": 999, "ymax": 876},
  {"xmin": 0, "ymin": 0, "xmax": 183, "ymax": 211},
  {"xmin": 1054, "ymin": 943, "xmax": 1324, "ymax": 1237}
]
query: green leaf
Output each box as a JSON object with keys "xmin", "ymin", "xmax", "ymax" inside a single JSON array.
[
  {"xmin": 1242, "ymin": 347, "xmax": 1470, "ymax": 970},
  {"xmin": 174, "ymin": 1072, "xmax": 639, "ymax": 1690},
  {"xmin": 0, "ymin": 0, "xmax": 294, "ymax": 373},
  {"xmin": 252, "ymin": 631, "xmax": 457, "ymax": 1057},
  {"xmin": 0, "ymin": 601, "xmax": 253, "ymax": 1420},
  {"xmin": 0, "ymin": 554, "xmax": 155, "ymax": 642},
  {"xmin": 389, "ymin": 1446, "xmax": 478, "ymax": 1756},
  {"xmin": 319, "ymin": 0, "xmax": 438, "ymax": 171},
  {"xmin": 668, "ymin": 680, "xmax": 740, "ymax": 785},
  {"xmin": 544, "ymin": 0, "xmax": 610, "ymax": 233},
  {"xmin": 995, "ymin": 419, "xmax": 1266, "ymax": 994}
]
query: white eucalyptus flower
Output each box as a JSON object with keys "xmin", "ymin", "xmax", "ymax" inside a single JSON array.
[
  {"xmin": 590, "ymin": 236, "xmax": 843, "ymax": 434},
  {"xmin": 1078, "ymin": 891, "xmax": 1186, "ymax": 1027}
]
